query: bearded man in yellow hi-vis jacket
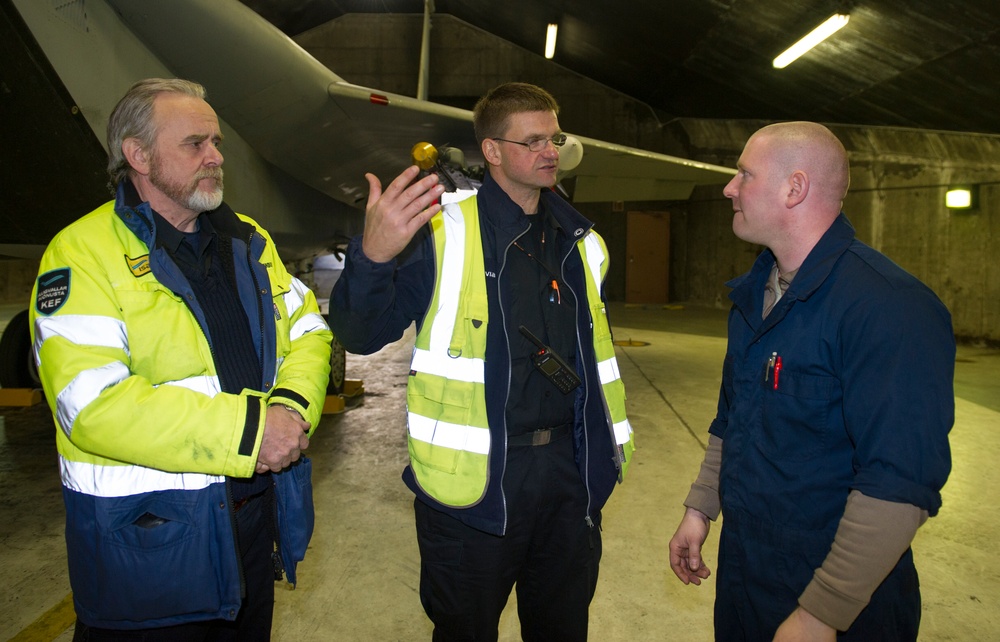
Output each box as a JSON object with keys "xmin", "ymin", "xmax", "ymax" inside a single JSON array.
[{"xmin": 30, "ymin": 78, "xmax": 331, "ymax": 641}]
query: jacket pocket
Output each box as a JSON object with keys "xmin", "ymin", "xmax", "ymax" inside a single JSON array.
[
  {"xmin": 117, "ymin": 288, "xmax": 207, "ymax": 382},
  {"xmin": 758, "ymin": 370, "xmax": 841, "ymax": 462},
  {"xmin": 591, "ymin": 302, "xmax": 612, "ymax": 342},
  {"xmin": 67, "ymin": 486, "xmax": 239, "ymax": 625},
  {"xmin": 406, "ymin": 371, "xmax": 490, "ymax": 476}
]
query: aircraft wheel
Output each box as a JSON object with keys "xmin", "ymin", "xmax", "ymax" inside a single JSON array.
[
  {"xmin": 328, "ymin": 329, "xmax": 346, "ymax": 396},
  {"xmin": 0, "ymin": 309, "xmax": 37, "ymax": 388}
]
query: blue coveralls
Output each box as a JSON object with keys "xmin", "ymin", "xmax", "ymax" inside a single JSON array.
[{"xmin": 711, "ymin": 214, "xmax": 954, "ymax": 640}]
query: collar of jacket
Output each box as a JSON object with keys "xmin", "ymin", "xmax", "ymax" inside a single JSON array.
[
  {"xmin": 113, "ymin": 180, "xmax": 256, "ymax": 251},
  {"xmin": 477, "ymin": 171, "xmax": 593, "ymax": 245},
  {"xmin": 727, "ymin": 213, "xmax": 857, "ymax": 323},
  {"xmin": 153, "ymin": 203, "xmax": 217, "ymax": 257}
]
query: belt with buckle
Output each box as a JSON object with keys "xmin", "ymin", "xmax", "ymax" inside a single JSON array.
[{"xmin": 509, "ymin": 423, "xmax": 572, "ymax": 447}]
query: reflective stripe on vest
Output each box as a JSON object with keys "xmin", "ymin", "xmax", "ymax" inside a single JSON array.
[{"xmin": 579, "ymin": 234, "xmax": 634, "ymax": 479}]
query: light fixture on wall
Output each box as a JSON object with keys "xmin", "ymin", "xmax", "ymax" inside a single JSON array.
[
  {"xmin": 773, "ymin": 14, "xmax": 850, "ymax": 69},
  {"xmin": 946, "ymin": 186, "xmax": 978, "ymax": 210},
  {"xmin": 545, "ymin": 23, "xmax": 558, "ymax": 59}
]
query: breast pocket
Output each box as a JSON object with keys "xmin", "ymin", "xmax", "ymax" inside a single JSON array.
[
  {"xmin": 758, "ymin": 369, "xmax": 841, "ymax": 462},
  {"xmin": 117, "ymin": 288, "xmax": 206, "ymax": 380}
]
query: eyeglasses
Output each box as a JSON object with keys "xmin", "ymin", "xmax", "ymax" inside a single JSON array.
[{"xmin": 492, "ymin": 133, "xmax": 568, "ymax": 152}]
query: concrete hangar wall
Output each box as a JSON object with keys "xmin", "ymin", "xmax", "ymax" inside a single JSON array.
[
  {"xmin": 678, "ymin": 123, "xmax": 1000, "ymax": 343},
  {"xmin": 299, "ymin": 13, "xmax": 999, "ymax": 342}
]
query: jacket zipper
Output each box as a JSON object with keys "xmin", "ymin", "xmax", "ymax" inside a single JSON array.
[
  {"xmin": 244, "ymin": 230, "xmax": 285, "ymax": 578},
  {"xmin": 246, "ymin": 230, "xmax": 268, "ymax": 387},
  {"xmin": 559, "ymin": 243, "xmax": 595, "ymax": 529},
  {"xmin": 496, "ymin": 223, "xmax": 530, "ymax": 536},
  {"xmin": 224, "ymin": 478, "xmax": 247, "ymax": 602}
]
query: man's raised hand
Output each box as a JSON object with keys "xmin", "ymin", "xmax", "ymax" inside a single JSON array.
[{"xmin": 361, "ymin": 166, "xmax": 446, "ymax": 263}]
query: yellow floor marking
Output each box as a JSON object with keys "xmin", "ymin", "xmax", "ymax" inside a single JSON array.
[{"xmin": 8, "ymin": 593, "xmax": 75, "ymax": 642}]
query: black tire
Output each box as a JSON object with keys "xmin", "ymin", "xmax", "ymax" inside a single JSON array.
[
  {"xmin": 327, "ymin": 326, "xmax": 346, "ymax": 396},
  {"xmin": 0, "ymin": 309, "xmax": 37, "ymax": 388}
]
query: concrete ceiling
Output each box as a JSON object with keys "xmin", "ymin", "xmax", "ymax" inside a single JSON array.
[{"xmin": 240, "ymin": 0, "xmax": 1000, "ymax": 135}]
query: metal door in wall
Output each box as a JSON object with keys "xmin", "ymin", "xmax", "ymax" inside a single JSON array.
[{"xmin": 625, "ymin": 211, "xmax": 670, "ymax": 304}]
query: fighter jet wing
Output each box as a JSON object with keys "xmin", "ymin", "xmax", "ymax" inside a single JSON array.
[
  {"xmin": 107, "ymin": 0, "xmax": 733, "ymax": 207},
  {"xmin": 567, "ymin": 135, "xmax": 736, "ymax": 201}
]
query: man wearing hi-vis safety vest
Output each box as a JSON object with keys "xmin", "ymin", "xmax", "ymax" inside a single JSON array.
[{"xmin": 330, "ymin": 82, "xmax": 634, "ymax": 641}]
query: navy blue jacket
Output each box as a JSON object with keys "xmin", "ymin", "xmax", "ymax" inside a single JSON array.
[
  {"xmin": 713, "ymin": 213, "xmax": 954, "ymax": 535},
  {"xmin": 330, "ymin": 173, "xmax": 623, "ymax": 535}
]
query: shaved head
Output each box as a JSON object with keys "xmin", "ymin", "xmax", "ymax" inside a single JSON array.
[
  {"xmin": 724, "ymin": 121, "xmax": 851, "ymax": 272},
  {"xmin": 750, "ymin": 121, "xmax": 850, "ymax": 206}
]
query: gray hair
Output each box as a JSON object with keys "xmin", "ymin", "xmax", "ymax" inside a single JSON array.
[{"xmin": 106, "ymin": 78, "xmax": 207, "ymax": 190}]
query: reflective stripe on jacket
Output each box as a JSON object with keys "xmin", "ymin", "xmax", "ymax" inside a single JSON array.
[{"xmin": 406, "ymin": 195, "xmax": 633, "ymax": 508}]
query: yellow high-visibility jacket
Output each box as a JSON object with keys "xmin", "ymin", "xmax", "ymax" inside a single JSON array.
[{"xmin": 30, "ymin": 183, "xmax": 331, "ymax": 629}]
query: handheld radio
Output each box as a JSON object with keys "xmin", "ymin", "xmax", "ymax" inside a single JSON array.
[{"xmin": 518, "ymin": 325, "xmax": 582, "ymax": 395}]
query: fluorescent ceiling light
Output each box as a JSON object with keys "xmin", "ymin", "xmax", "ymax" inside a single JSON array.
[
  {"xmin": 545, "ymin": 23, "xmax": 558, "ymax": 59},
  {"xmin": 773, "ymin": 14, "xmax": 850, "ymax": 69}
]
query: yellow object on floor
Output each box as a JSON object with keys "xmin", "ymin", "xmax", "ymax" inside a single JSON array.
[
  {"xmin": 8, "ymin": 592, "xmax": 75, "ymax": 642},
  {"xmin": 0, "ymin": 388, "xmax": 42, "ymax": 407},
  {"xmin": 322, "ymin": 380, "xmax": 365, "ymax": 414}
]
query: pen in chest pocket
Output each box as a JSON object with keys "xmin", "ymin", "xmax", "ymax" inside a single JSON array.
[{"xmin": 764, "ymin": 351, "xmax": 782, "ymax": 390}]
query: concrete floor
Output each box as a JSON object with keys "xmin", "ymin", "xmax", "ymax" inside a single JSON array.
[{"xmin": 1, "ymin": 302, "xmax": 998, "ymax": 641}]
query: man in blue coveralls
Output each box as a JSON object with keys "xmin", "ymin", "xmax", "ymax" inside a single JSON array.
[{"xmin": 668, "ymin": 121, "xmax": 954, "ymax": 641}]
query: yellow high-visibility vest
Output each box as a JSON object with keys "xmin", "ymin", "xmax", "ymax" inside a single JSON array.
[{"xmin": 406, "ymin": 195, "xmax": 633, "ymax": 507}]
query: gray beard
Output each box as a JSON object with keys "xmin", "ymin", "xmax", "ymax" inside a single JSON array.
[
  {"xmin": 185, "ymin": 182, "xmax": 224, "ymax": 212},
  {"xmin": 150, "ymin": 161, "xmax": 224, "ymax": 213}
]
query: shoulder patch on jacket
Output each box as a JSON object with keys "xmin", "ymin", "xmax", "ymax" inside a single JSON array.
[
  {"xmin": 125, "ymin": 253, "xmax": 151, "ymax": 277},
  {"xmin": 36, "ymin": 268, "xmax": 71, "ymax": 315}
]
